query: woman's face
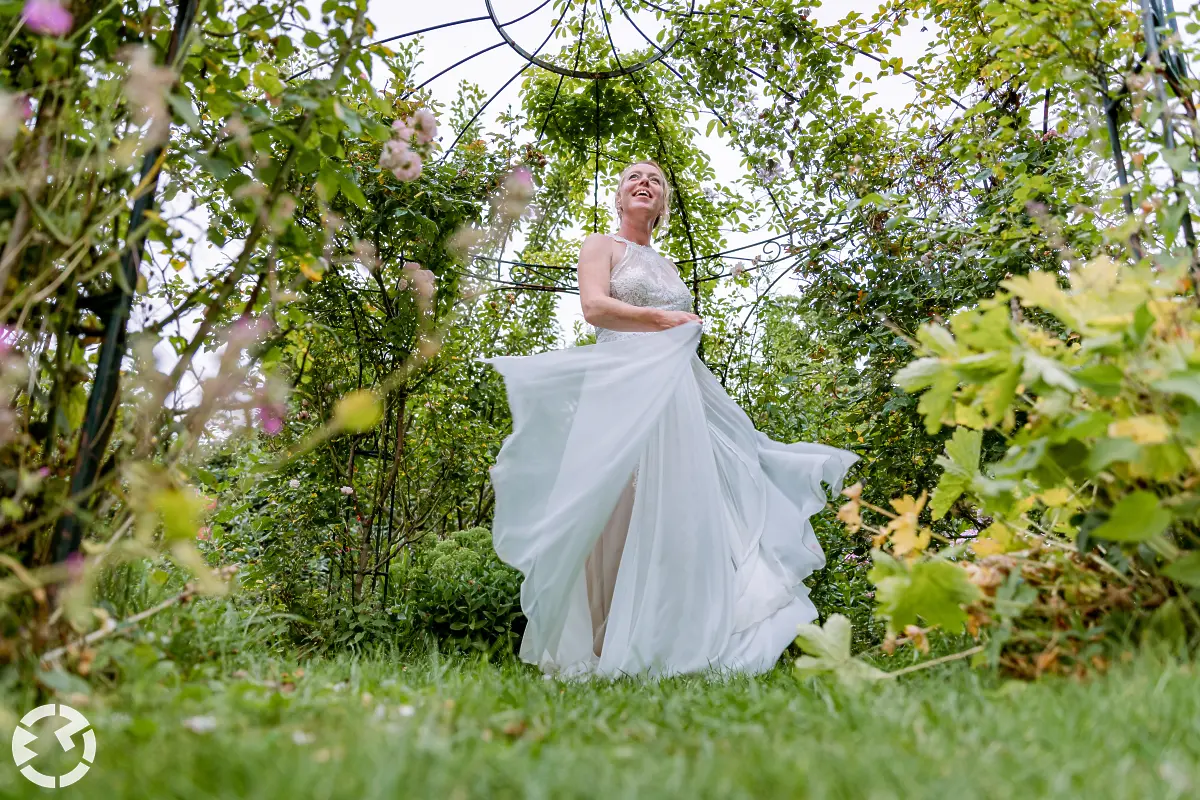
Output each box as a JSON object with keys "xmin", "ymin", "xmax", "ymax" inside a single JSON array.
[{"xmin": 618, "ymin": 163, "xmax": 666, "ymax": 226}]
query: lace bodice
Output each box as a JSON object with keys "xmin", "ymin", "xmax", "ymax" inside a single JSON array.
[{"xmin": 594, "ymin": 234, "xmax": 693, "ymax": 344}]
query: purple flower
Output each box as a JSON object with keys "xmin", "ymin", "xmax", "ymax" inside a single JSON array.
[
  {"xmin": 255, "ymin": 399, "xmax": 286, "ymax": 436},
  {"xmin": 22, "ymin": 0, "xmax": 73, "ymax": 36},
  {"xmin": 18, "ymin": 95, "xmax": 33, "ymax": 121},
  {"xmin": 506, "ymin": 167, "xmax": 535, "ymax": 200}
]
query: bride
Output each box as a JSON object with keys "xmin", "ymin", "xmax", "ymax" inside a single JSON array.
[{"xmin": 486, "ymin": 160, "xmax": 857, "ymax": 678}]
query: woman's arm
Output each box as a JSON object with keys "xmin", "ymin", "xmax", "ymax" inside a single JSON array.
[{"xmin": 577, "ymin": 234, "xmax": 700, "ymax": 332}]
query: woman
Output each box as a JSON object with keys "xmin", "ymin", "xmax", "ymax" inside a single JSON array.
[{"xmin": 486, "ymin": 160, "xmax": 857, "ymax": 678}]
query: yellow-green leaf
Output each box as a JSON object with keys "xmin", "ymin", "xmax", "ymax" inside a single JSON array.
[
  {"xmin": 333, "ymin": 390, "xmax": 383, "ymax": 433},
  {"xmin": 151, "ymin": 486, "xmax": 205, "ymax": 542}
]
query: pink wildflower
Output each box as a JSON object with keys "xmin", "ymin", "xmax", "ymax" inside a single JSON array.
[
  {"xmin": 255, "ymin": 398, "xmax": 286, "ymax": 435},
  {"xmin": 22, "ymin": 0, "xmax": 72, "ymax": 36},
  {"xmin": 340, "ymin": 486, "xmax": 354, "ymax": 496}
]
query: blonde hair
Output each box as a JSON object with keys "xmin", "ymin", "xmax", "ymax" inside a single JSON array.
[{"xmin": 614, "ymin": 160, "xmax": 672, "ymax": 232}]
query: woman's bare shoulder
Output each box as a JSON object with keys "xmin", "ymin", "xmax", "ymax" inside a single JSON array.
[
  {"xmin": 579, "ymin": 233, "xmax": 616, "ymax": 264},
  {"xmin": 581, "ymin": 232, "xmax": 614, "ymax": 251}
]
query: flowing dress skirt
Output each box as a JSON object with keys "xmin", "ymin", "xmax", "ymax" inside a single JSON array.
[{"xmin": 486, "ymin": 323, "xmax": 857, "ymax": 677}]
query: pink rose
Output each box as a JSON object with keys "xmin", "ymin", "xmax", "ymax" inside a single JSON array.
[
  {"xmin": 391, "ymin": 120, "xmax": 414, "ymax": 143},
  {"xmin": 411, "ymin": 109, "xmax": 437, "ymax": 145},
  {"xmin": 391, "ymin": 150, "xmax": 422, "ymax": 182}
]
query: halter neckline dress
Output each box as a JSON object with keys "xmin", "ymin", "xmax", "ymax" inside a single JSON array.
[{"xmin": 485, "ymin": 233, "xmax": 857, "ymax": 678}]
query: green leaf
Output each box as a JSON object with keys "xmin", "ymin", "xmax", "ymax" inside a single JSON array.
[
  {"xmin": 932, "ymin": 428, "xmax": 983, "ymax": 519},
  {"xmin": 981, "ymin": 365, "xmax": 1021, "ymax": 421},
  {"xmin": 195, "ymin": 154, "xmax": 235, "ymax": 181},
  {"xmin": 1161, "ymin": 146, "xmax": 1192, "ymax": 174},
  {"xmin": 992, "ymin": 571, "xmax": 1036, "ymax": 620},
  {"xmin": 1086, "ymin": 437, "xmax": 1141, "ymax": 473},
  {"xmin": 952, "ymin": 302, "xmax": 1012, "ymax": 352},
  {"xmin": 894, "ymin": 357, "xmax": 942, "ymax": 391},
  {"xmin": 165, "ymin": 93, "xmax": 202, "ymax": 130},
  {"xmin": 917, "ymin": 372, "xmax": 957, "ymax": 434},
  {"xmin": 867, "ymin": 549, "xmax": 908, "ymax": 582},
  {"xmin": 1074, "ymin": 364, "xmax": 1124, "ymax": 397},
  {"xmin": 873, "ymin": 558, "xmax": 980, "ymax": 633},
  {"xmin": 1092, "ymin": 491, "xmax": 1170, "ymax": 543},
  {"xmin": 253, "ymin": 63, "xmax": 285, "ymax": 97},
  {"xmin": 1162, "ymin": 552, "xmax": 1200, "ymax": 587},
  {"xmin": 1021, "ymin": 352, "xmax": 1078, "ymax": 391},
  {"xmin": 37, "ymin": 668, "xmax": 92, "ymax": 697},
  {"xmin": 337, "ymin": 171, "xmax": 370, "ymax": 209},
  {"xmin": 930, "ymin": 471, "xmax": 968, "ymax": 520},
  {"xmin": 1132, "ymin": 303, "xmax": 1155, "ymax": 343},
  {"xmin": 1052, "ymin": 411, "xmax": 1113, "ymax": 444},
  {"xmin": 316, "ymin": 164, "xmax": 339, "ymax": 202},
  {"xmin": 944, "ymin": 428, "xmax": 982, "ymax": 475},
  {"xmin": 1153, "ymin": 372, "xmax": 1200, "ymax": 405},
  {"xmin": 917, "ymin": 324, "xmax": 958, "ymax": 357},
  {"xmin": 793, "ymin": 614, "xmax": 888, "ymax": 685},
  {"xmin": 1144, "ymin": 598, "xmax": 1188, "ymax": 648}
]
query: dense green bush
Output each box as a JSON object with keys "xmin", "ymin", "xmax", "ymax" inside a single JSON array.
[
  {"xmin": 806, "ymin": 518, "xmax": 880, "ymax": 653},
  {"xmin": 391, "ymin": 527, "xmax": 524, "ymax": 653}
]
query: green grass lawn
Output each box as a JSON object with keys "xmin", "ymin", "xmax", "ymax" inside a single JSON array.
[{"xmin": 4, "ymin": 651, "xmax": 1200, "ymax": 799}]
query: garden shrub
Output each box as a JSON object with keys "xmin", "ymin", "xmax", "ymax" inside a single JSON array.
[
  {"xmin": 836, "ymin": 256, "xmax": 1200, "ymax": 678},
  {"xmin": 806, "ymin": 518, "xmax": 881, "ymax": 654},
  {"xmin": 392, "ymin": 527, "xmax": 524, "ymax": 653}
]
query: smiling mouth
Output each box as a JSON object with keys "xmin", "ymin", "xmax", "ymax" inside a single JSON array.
[{"xmin": 633, "ymin": 190, "xmax": 652, "ymax": 199}]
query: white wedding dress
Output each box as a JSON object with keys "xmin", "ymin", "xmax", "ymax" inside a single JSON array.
[{"xmin": 486, "ymin": 234, "xmax": 857, "ymax": 678}]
